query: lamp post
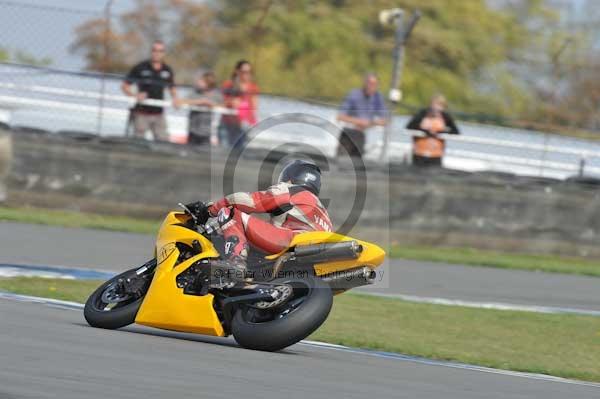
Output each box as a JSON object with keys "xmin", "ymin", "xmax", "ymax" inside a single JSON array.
[{"xmin": 379, "ymin": 8, "xmax": 421, "ymax": 162}]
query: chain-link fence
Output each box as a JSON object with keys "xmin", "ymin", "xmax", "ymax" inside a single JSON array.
[{"xmin": 1, "ymin": 0, "xmax": 600, "ymax": 180}]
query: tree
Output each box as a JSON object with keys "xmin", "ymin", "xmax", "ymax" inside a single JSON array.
[
  {"xmin": 70, "ymin": 0, "xmax": 563, "ymax": 122},
  {"xmin": 70, "ymin": 0, "xmax": 218, "ymax": 81}
]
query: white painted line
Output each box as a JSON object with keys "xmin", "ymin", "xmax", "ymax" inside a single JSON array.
[
  {"xmin": 356, "ymin": 292, "xmax": 600, "ymax": 317},
  {"xmin": 0, "ymin": 291, "xmax": 83, "ymax": 310},
  {"xmin": 4, "ymin": 263, "xmax": 599, "ymax": 317},
  {"xmin": 1, "ymin": 291, "xmax": 599, "ymax": 388}
]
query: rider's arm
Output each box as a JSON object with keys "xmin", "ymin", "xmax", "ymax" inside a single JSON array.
[{"xmin": 209, "ymin": 183, "xmax": 291, "ymax": 215}]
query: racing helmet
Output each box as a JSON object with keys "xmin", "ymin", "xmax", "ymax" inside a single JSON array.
[{"xmin": 278, "ymin": 159, "xmax": 322, "ymax": 196}]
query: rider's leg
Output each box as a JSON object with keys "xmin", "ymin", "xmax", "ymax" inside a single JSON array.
[
  {"xmin": 132, "ymin": 113, "xmax": 149, "ymax": 138},
  {"xmin": 217, "ymin": 207, "xmax": 249, "ymax": 261},
  {"xmin": 217, "ymin": 207, "xmax": 295, "ymax": 260}
]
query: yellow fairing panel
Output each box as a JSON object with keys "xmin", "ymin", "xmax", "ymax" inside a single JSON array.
[
  {"xmin": 135, "ymin": 212, "xmax": 225, "ymax": 337},
  {"xmin": 266, "ymin": 231, "xmax": 386, "ymax": 276}
]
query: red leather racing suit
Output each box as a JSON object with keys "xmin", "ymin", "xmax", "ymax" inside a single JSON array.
[{"xmin": 208, "ymin": 182, "xmax": 333, "ymax": 259}]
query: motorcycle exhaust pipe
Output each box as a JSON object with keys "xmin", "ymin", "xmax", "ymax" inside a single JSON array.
[
  {"xmin": 293, "ymin": 241, "xmax": 362, "ymax": 264},
  {"xmin": 320, "ymin": 266, "xmax": 377, "ymax": 293}
]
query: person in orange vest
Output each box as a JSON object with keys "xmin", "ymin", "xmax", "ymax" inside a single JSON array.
[{"xmin": 406, "ymin": 94, "xmax": 460, "ymax": 167}]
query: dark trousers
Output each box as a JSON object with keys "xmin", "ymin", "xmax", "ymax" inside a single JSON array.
[
  {"xmin": 188, "ymin": 134, "xmax": 210, "ymax": 146},
  {"xmin": 224, "ymin": 123, "xmax": 246, "ymax": 150},
  {"xmin": 413, "ymin": 154, "xmax": 442, "ymax": 167},
  {"xmin": 337, "ymin": 128, "xmax": 365, "ymax": 158}
]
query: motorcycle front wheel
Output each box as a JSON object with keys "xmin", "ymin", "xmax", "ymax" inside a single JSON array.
[
  {"xmin": 84, "ymin": 260, "xmax": 155, "ymax": 330},
  {"xmin": 231, "ymin": 275, "xmax": 333, "ymax": 352}
]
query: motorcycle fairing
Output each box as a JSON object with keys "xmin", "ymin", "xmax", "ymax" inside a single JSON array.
[
  {"xmin": 135, "ymin": 212, "xmax": 225, "ymax": 336},
  {"xmin": 265, "ymin": 231, "xmax": 386, "ymax": 275}
]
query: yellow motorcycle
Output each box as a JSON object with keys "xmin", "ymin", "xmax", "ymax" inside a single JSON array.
[{"xmin": 84, "ymin": 202, "xmax": 385, "ymax": 351}]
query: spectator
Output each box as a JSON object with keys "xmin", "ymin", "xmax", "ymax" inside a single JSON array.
[
  {"xmin": 336, "ymin": 73, "xmax": 387, "ymax": 159},
  {"xmin": 175, "ymin": 71, "xmax": 224, "ymax": 146},
  {"xmin": 406, "ymin": 94, "xmax": 460, "ymax": 167},
  {"xmin": 121, "ymin": 40, "xmax": 178, "ymax": 142},
  {"xmin": 221, "ymin": 60, "xmax": 259, "ymax": 150}
]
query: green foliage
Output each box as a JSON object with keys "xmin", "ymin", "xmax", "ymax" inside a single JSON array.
[
  {"xmin": 0, "ymin": 46, "xmax": 51, "ymax": 66},
  {"xmin": 214, "ymin": 0, "xmax": 557, "ymax": 116},
  {"xmin": 12, "ymin": 50, "xmax": 52, "ymax": 67}
]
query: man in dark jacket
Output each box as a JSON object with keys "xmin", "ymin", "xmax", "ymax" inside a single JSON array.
[{"xmin": 121, "ymin": 40, "xmax": 178, "ymax": 141}]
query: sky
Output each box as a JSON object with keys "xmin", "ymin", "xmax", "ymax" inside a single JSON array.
[
  {"xmin": 0, "ymin": 0, "xmax": 188, "ymax": 70},
  {"xmin": 0, "ymin": 0, "xmax": 139, "ymax": 69}
]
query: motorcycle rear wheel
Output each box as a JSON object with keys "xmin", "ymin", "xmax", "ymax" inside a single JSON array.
[
  {"xmin": 231, "ymin": 275, "xmax": 333, "ymax": 352},
  {"xmin": 84, "ymin": 261, "xmax": 154, "ymax": 329}
]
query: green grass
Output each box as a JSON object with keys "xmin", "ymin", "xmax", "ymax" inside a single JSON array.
[
  {"xmin": 1, "ymin": 277, "xmax": 599, "ymax": 382},
  {"xmin": 0, "ymin": 205, "xmax": 159, "ymax": 234},
  {"xmin": 0, "ymin": 277, "xmax": 101, "ymax": 302},
  {"xmin": 390, "ymin": 245, "xmax": 600, "ymax": 277},
  {"xmin": 1, "ymin": 205, "xmax": 599, "ymax": 277},
  {"xmin": 311, "ymin": 293, "xmax": 600, "ymax": 382}
]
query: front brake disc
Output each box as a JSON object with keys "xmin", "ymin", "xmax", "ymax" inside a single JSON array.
[
  {"xmin": 254, "ymin": 284, "xmax": 294, "ymax": 309},
  {"xmin": 101, "ymin": 281, "xmax": 132, "ymax": 304}
]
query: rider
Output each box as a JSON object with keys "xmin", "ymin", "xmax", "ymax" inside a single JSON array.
[{"xmin": 208, "ymin": 159, "xmax": 332, "ymax": 279}]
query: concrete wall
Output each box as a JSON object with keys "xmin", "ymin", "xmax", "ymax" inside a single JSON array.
[
  {"xmin": 0, "ymin": 128, "xmax": 12, "ymax": 202},
  {"xmin": 5, "ymin": 128, "xmax": 600, "ymax": 258}
]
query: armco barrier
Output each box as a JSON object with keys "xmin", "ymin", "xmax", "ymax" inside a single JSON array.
[{"xmin": 4, "ymin": 128, "xmax": 600, "ymax": 258}]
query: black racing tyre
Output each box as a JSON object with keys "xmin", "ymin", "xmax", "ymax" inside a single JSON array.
[
  {"xmin": 232, "ymin": 276, "xmax": 333, "ymax": 352},
  {"xmin": 84, "ymin": 262, "xmax": 154, "ymax": 330}
]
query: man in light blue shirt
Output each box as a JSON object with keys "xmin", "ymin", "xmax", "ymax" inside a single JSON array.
[{"xmin": 337, "ymin": 73, "xmax": 388, "ymax": 158}]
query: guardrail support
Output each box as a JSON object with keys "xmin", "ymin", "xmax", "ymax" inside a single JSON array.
[{"xmin": 579, "ymin": 156, "xmax": 586, "ymax": 177}]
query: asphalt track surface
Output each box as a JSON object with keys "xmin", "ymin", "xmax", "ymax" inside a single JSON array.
[
  {"xmin": 2, "ymin": 298, "xmax": 599, "ymax": 399},
  {"xmin": 1, "ymin": 222, "xmax": 598, "ymax": 311}
]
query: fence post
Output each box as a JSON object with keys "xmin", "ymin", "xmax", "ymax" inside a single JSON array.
[
  {"xmin": 379, "ymin": 9, "xmax": 420, "ymax": 162},
  {"xmin": 579, "ymin": 156, "xmax": 586, "ymax": 177}
]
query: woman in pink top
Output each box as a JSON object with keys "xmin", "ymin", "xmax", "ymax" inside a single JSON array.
[{"xmin": 222, "ymin": 60, "xmax": 259, "ymax": 149}]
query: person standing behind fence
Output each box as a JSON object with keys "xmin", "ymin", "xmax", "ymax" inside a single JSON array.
[
  {"xmin": 175, "ymin": 71, "xmax": 223, "ymax": 146},
  {"xmin": 406, "ymin": 94, "xmax": 460, "ymax": 167},
  {"xmin": 336, "ymin": 73, "xmax": 387, "ymax": 159},
  {"xmin": 221, "ymin": 60, "xmax": 259, "ymax": 150},
  {"xmin": 121, "ymin": 40, "xmax": 178, "ymax": 142}
]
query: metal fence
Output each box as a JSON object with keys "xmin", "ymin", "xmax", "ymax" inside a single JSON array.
[{"xmin": 1, "ymin": 1, "xmax": 600, "ymax": 180}]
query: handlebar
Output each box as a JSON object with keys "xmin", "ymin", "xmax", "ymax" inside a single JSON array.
[{"xmin": 178, "ymin": 201, "xmax": 219, "ymax": 234}]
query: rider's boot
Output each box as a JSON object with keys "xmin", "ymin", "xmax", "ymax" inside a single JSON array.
[
  {"xmin": 210, "ymin": 256, "xmax": 252, "ymax": 283},
  {"xmin": 213, "ymin": 207, "xmax": 252, "ymax": 282}
]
